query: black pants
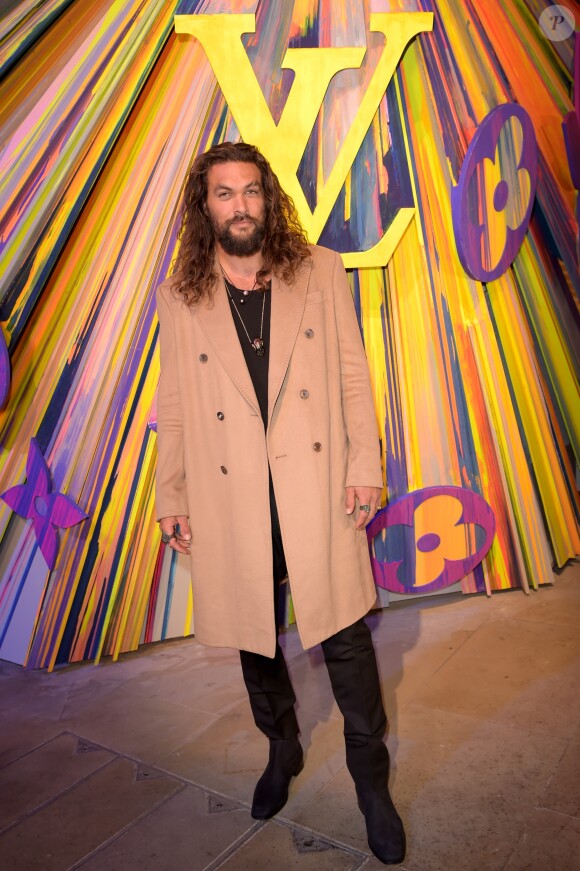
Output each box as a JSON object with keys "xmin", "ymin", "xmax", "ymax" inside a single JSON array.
[{"xmin": 239, "ymin": 485, "xmax": 387, "ymax": 749}]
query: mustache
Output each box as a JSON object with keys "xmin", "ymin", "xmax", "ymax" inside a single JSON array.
[{"xmin": 229, "ymin": 215, "xmax": 257, "ymax": 225}]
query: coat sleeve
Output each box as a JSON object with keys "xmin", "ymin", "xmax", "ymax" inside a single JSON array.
[
  {"xmin": 331, "ymin": 252, "xmax": 384, "ymax": 489},
  {"xmin": 155, "ymin": 280, "xmax": 189, "ymax": 520}
]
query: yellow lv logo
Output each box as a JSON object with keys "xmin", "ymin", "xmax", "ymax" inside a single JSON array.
[{"xmin": 175, "ymin": 12, "xmax": 433, "ymax": 267}]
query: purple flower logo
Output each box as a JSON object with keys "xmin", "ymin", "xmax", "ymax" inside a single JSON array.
[
  {"xmin": 452, "ymin": 104, "xmax": 537, "ymax": 282},
  {"xmin": 366, "ymin": 486, "xmax": 496, "ymax": 595},
  {"xmin": 0, "ymin": 327, "xmax": 10, "ymax": 408},
  {"xmin": 1, "ymin": 439, "xmax": 88, "ymax": 569}
]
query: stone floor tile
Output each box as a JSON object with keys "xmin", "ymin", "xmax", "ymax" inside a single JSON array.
[
  {"xmin": 0, "ymin": 757, "xmax": 181, "ymax": 871},
  {"xmin": 0, "ymin": 561, "xmax": 577, "ymax": 869},
  {"xmin": 103, "ymin": 643, "xmax": 194, "ymax": 679},
  {"xmin": 217, "ymin": 820, "xmax": 364, "ymax": 870},
  {"xmin": 364, "ymin": 599, "xmax": 498, "ymax": 733},
  {"xmin": 409, "ymin": 616, "xmax": 580, "ymax": 736},
  {"xmin": 0, "ymin": 661, "xmax": 28, "ymax": 680},
  {"xmin": 132, "ymin": 655, "xmax": 249, "ymax": 717},
  {"xmin": 386, "ymin": 703, "xmax": 479, "ymax": 819},
  {"xmin": 281, "ymin": 716, "xmax": 348, "ymax": 817},
  {"xmin": 0, "ymin": 733, "xmax": 114, "ymax": 831},
  {"xmin": 58, "ymin": 679, "xmax": 130, "ymax": 724},
  {"xmin": 391, "ymin": 709, "xmax": 568, "ymax": 871},
  {"xmin": 0, "ymin": 667, "xmax": 71, "ymax": 721},
  {"xmin": 362, "ymin": 857, "xmax": 412, "ymax": 871},
  {"xmin": 156, "ymin": 701, "xmax": 264, "ymax": 802},
  {"xmin": 0, "ymin": 712, "xmax": 65, "ymax": 769},
  {"xmin": 289, "ymin": 765, "xmax": 368, "ymax": 852},
  {"xmin": 288, "ymin": 740, "xmax": 407, "ymax": 858},
  {"xmin": 541, "ymin": 725, "xmax": 580, "ymax": 818},
  {"xmin": 64, "ymin": 687, "xmax": 218, "ymax": 765},
  {"xmin": 370, "ymin": 589, "xmax": 494, "ymax": 642},
  {"xmin": 158, "ymin": 705, "xmax": 347, "ymax": 817},
  {"xmin": 502, "ymin": 808, "xmax": 580, "ymax": 871},
  {"xmin": 489, "ymin": 659, "xmax": 580, "ymax": 740},
  {"xmin": 78, "ymin": 785, "xmax": 257, "ymax": 871},
  {"xmin": 374, "ymin": 631, "xmax": 476, "ymax": 725},
  {"xmin": 35, "ymin": 644, "xmax": 198, "ymax": 718},
  {"xmin": 0, "ymin": 646, "xmax": 188, "ymax": 721},
  {"xmin": 492, "ymin": 565, "xmax": 580, "ymax": 628},
  {"xmin": 523, "ymin": 584, "xmax": 580, "ymax": 627}
]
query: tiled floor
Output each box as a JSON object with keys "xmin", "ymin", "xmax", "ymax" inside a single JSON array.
[{"xmin": 1, "ymin": 562, "xmax": 579, "ymax": 870}]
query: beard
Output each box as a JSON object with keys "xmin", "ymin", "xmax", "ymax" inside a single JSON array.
[{"xmin": 212, "ymin": 215, "xmax": 266, "ymax": 256}]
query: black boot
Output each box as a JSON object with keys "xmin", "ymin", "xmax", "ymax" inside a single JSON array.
[
  {"xmin": 251, "ymin": 736, "xmax": 304, "ymax": 819},
  {"xmin": 322, "ymin": 618, "xmax": 406, "ymax": 865},
  {"xmin": 347, "ymin": 740, "xmax": 406, "ymax": 865},
  {"xmin": 240, "ymin": 641, "xmax": 303, "ymax": 819}
]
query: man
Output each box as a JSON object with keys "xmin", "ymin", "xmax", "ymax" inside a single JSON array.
[{"xmin": 156, "ymin": 142, "xmax": 405, "ymax": 865}]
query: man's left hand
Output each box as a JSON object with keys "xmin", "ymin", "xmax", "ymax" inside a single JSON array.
[{"xmin": 345, "ymin": 486, "xmax": 382, "ymax": 529}]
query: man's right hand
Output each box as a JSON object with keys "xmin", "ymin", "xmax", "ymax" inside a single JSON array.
[{"xmin": 159, "ymin": 515, "xmax": 192, "ymax": 555}]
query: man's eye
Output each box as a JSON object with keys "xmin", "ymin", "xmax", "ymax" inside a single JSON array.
[{"xmin": 247, "ymin": 189, "xmax": 259, "ymax": 196}]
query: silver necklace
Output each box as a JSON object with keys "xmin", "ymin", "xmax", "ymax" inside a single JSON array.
[
  {"xmin": 224, "ymin": 278, "xmax": 266, "ymax": 357},
  {"xmin": 220, "ymin": 264, "xmax": 257, "ymax": 298}
]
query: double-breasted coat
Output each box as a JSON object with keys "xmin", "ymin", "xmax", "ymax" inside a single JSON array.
[{"xmin": 155, "ymin": 244, "xmax": 382, "ymax": 657}]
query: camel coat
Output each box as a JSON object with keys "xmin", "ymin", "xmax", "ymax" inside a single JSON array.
[{"xmin": 155, "ymin": 244, "xmax": 382, "ymax": 657}]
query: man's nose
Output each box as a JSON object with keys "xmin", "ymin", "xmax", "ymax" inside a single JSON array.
[{"xmin": 232, "ymin": 194, "xmax": 247, "ymax": 214}]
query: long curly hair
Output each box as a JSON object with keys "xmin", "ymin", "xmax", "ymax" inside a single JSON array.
[{"xmin": 172, "ymin": 142, "xmax": 311, "ymax": 306}]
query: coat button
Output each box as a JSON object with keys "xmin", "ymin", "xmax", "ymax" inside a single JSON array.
[
  {"xmin": 217, "ymin": 411, "xmax": 224, "ymax": 420},
  {"xmin": 199, "ymin": 353, "xmax": 208, "ymax": 363},
  {"xmin": 300, "ymin": 389, "xmax": 309, "ymax": 399},
  {"xmin": 313, "ymin": 442, "xmax": 322, "ymax": 452},
  {"xmin": 220, "ymin": 465, "xmax": 228, "ymax": 474},
  {"xmin": 304, "ymin": 328, "xmax": 314, "ymax": 338}
]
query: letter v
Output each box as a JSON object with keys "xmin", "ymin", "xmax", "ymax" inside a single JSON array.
[{"xmin": 175, "ymin": 12, "xmax": 434, "ymax": 265}]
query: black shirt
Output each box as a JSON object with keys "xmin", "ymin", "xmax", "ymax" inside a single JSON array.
[
  {"xmin": 226, "ymin": 281, "xmax": 271, "ymax": 428},
  {"xmin": 226, "ymin": 280, "xmax": 285, "ymax": 582}
]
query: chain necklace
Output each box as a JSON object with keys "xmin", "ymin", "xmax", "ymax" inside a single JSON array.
[
  {"xmin": 220, "ymin": 264, "xmax": 257, "ymax": 301},
  {"xmin": 224, "ymin": 277, "xmax": 266, "ymax": 357}
]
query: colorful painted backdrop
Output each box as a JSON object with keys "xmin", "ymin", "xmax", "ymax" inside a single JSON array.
[{"xmin": 0, "ymin": 0, "xmax": 578, "ymax": 668}]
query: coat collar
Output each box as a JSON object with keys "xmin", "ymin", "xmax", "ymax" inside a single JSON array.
[
  {"xmin": 194, "ymin": 267, "xmax": 259, "ymax": 414},
  {"xmin": 194, "ymin": 256, "xmax": 313, "ymax": 423}
]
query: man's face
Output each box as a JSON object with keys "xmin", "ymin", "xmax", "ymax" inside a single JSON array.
[{"xmin": 205, "ymin": 161, "xmax": 266, "ymax": 256}]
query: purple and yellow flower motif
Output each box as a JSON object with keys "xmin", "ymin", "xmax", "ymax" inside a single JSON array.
[
  {"xmin": 479, "ymin": 121, "xmax": 532, "ymax": 273},
  {"xmin": 412, "ymin": 494, "xmax": 480, "ymax": 587},
  {"xmin": 1, "ymin": 438, "xmax": 88, "ymax": 569},
  {"xmin": 367, "ymin": 486, "xmax": 495, "ymax": 595},
  {"xmin": 452, "ymin": 103, "xmax": 537, "ymax": 282}
]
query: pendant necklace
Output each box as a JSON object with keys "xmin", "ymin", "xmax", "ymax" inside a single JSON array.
[
  {"xmin": 224, "ymin": 276, "xmax": 266, "ymax": 357},
  {"xmin": 220, "ymin": 264, "xmax": 257, "ymax": 303}
]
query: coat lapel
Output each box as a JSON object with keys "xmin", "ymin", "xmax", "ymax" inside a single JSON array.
[
  {"xmin": 195, "ymin": 273, "xmax": 260, "ymax": 415},
  {"xmin": 268, "ymin": 258, "xmax": 312, "ymax": 425},
  {"xmin": 194, "ymin": 258, "xmax": 313, "ymax": 422}
]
